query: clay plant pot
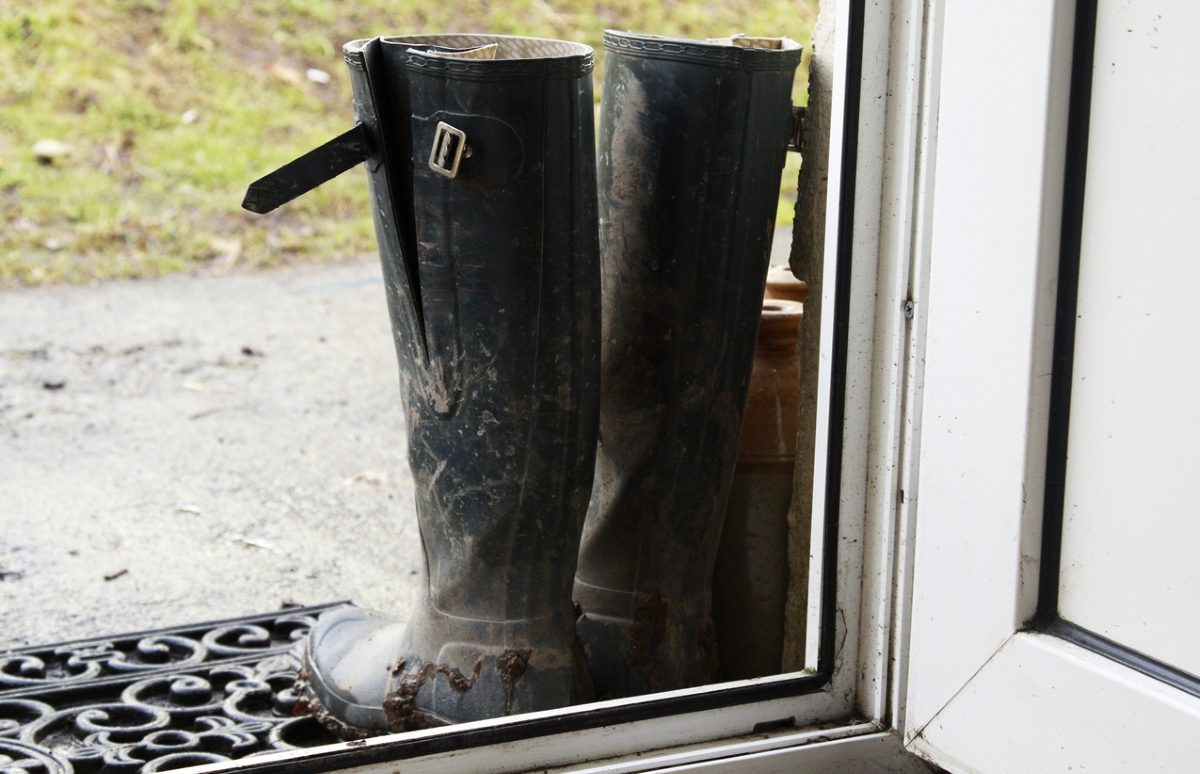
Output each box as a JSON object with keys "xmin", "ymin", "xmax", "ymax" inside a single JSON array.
[
  {"xmin": 765, "ymin": 266, "xmax": 810, "ymax": 304},
  {"xmin": 711, "ymin": 297, "xmax": 803, "ymax": 680}
]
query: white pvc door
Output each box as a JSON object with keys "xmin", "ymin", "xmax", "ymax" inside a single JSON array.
[
  {"xmin": 904, "ymin": 0, "xmax": 1200, "ymax": 771},
  {"xmin": 1056, "ymin": 0, "xmax": 1200, "ymax": 675}
]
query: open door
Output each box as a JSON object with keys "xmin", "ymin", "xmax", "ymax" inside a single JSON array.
[{"xmin": 903, "ymin": 0, "xmax": 1200, "ymax": 770}]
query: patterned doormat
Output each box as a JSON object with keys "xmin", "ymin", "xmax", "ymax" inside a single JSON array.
[{"xmin": 0, "ymin": 603, "xmax": 349, "ymax": 773}]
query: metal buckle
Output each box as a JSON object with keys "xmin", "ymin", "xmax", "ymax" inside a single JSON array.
[{"xmin": 429, "ymin": 121, "xmax": 468, "ymax": 179}]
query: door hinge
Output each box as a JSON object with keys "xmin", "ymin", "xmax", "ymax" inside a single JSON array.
[{"xmin": 787, "ymin": 104, "xmax": 806, "ymax": 153}]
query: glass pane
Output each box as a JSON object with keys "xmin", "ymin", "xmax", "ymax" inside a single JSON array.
[{"xmin": 1, "ymin": 3, "xmax": 836, "ymax": 765}]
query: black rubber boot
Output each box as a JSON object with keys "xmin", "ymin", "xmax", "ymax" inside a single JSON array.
[
  {"xmin": 573, "ymin": 31, "xmax": 802, "ymax": 699},
  {"xmin": 243, "ymin": 34, "xmax": 600, "ymax": 735}
]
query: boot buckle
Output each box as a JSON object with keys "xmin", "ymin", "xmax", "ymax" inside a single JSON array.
[{"xmin": 429, "ymin": 122, "xmax": 468, "ymax": 179}]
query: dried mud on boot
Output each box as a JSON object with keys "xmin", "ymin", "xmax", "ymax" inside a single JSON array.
[
  {"xmin": 496, "ymin": 648, "xmax": 533, "ymax": 712},
  {"xmin": 626, "ymin": 590, "xmax": 669, "ymax": 685},
  {"xmin": 698, "ymin": 623, "xmax": 720, "ymax": 683},
  {"xmin": 383, "ymin": 659, "xmax": 483, "ymax": 732},
  {"xmin": 295, "ymin": 668, "xmax": 373, "ymax": 742},
  {"xmin": 575, "ymin": 29, "xmax": 802, "ymax": 697}
]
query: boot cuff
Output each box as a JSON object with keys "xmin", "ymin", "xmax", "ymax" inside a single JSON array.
[
  {"xmin": 603, "ymin": 30, "xmax": 803, "ymax": 72},
  {"xmin": 344, "ymin": 35, "xmax": 594, "ymax": 80}
]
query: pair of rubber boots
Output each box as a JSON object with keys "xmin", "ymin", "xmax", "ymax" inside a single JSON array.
[{"xmin": 244, "ymin": 31, "xmax": 802, "ymax": 737}]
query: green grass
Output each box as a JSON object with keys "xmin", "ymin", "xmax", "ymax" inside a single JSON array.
[{"xmin": 0, "ymin": 0, "xmax": 816, "ymax": 285}]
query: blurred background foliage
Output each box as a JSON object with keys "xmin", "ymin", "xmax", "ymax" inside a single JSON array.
[{"xmin": 0, "ymin": 0, "xmax": 816, "ymax": 286}]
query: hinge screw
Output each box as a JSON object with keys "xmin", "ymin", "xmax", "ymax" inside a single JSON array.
[{"xmin": 904, "ymin": 300, "xmax": 915, "ymax": 320}]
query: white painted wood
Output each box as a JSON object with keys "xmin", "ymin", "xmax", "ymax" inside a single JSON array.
[
  {"xmin": 191, "ymin": 722, "xmax": 870, "ymax": 774},
  {"xmin": 887, "ymin": 0, "xmax": 946, "ymax": 735},
  {"xmin": 786, "ymin": 0, "xmax": 946, "ymax": 729},
  {"xmin": 192, "ymin": 727, "xmax": 931, "ymax": 774},
  {"xmin": 801, "ymin": 0, "xmax": 916, "ymax": 727},
  {"xmin": 541, "ymin": 725, "xmax": 896, "ymax": 774},
  {"xmin": 900, "ymin": 0, "xmax": 1200, "ymax": 771},
  {"xmin": 1057, "ymin": 0, "xmax": 1200, "ymax": 677},
  {"xmin": 853, "ymin": 0, "xmax": 932, "ymax": 723},
  {"xmin": 902, "ymin": 0, "xmax": 1075, "ymax": 742},
  {"xmin": 557, "ymin": 732, "xmax": 933, "ymax": 774},
  {"xmin": 911, "ymin": 633, "xmax": 1200, "ymax": 774},
  {"xmin": 191, "ymin": 684, "xmax": 850, "ymax": 774}
]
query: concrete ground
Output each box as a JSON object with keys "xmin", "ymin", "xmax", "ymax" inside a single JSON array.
[
  {"xmin": 0, "ymin": 230, "xmax": 794, "ymax": 650},
  {"xmin": 0, "ymin": 257, "xmax": 422, "ymax": 649}
]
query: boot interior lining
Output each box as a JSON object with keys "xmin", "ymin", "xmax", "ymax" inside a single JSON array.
[
  {"xmin": 426, "ymin": 44, "xmax": 500, "ymax": 60},
  {"xmin": 706, "ymin": 35, "xmax": 801, "ymax": 51},
  {"xmin": 378, "ymin": 34, "xmax": 592, "ymax": 60}
]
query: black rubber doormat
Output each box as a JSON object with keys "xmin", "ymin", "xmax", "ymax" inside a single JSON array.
[{"xmin": 0, "ymin": 603, "xmax": 348, "ymax": 773}]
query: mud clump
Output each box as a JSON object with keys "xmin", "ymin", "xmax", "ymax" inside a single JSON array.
[
  {"xmin": 625, "ymin": 589, "xmax": 668, "ymax": 686},
  {"xmin": 698, "ymin": 623, "xmax": 720, "ymax": 683},
  {"xmin": 383, "ymin": 659, "xmax": 483, "ymax": 732},
  {"xmin": 495, "ymin": 647, "xmax": 533, "ymax": 709}
]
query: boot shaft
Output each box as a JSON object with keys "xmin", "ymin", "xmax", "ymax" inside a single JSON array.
[
  {"xmin": 586, "ymin": 32, "xmax": 802, "ymax": 595},
  {"xmin": 245, "ymin": 33, "xmax": 601, "ymax": 733},
  {"xmin": 344, "ymin": 36, "xmax": 601, "ymax": 623},
  {"xmin": 577, "ymin": 31, "xmax": 802, "ymax": 696}
]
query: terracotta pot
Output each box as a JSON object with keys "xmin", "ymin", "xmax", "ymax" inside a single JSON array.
[
  {"xmin": 711, "ymin": 298, "xmax": 803, "ymax": 680},
  {"xmin": 765, "ymin": 266, "xmax": 810, "ymax": 304}
]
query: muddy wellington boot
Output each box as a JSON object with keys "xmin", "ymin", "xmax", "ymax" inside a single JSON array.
[
  {"xmin": 243, "ymin": 34, "xmax": 600, "ymax": 735},
  {"xmin": 573, "ymin": 31, "xmax": 802, "ymax": 698}
]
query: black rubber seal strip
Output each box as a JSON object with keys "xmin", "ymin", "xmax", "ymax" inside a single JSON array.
[
  {"xmin": 1039, "ymin": 619, "xmax": 1200, "ymax": 700},
  {"xmin": 1034, "ymin": 0, "xmax": 1098, "ymax": 625},
  {"xmin": 819, "ymin": 0, "xmax": 866, "ymax": 677}
]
